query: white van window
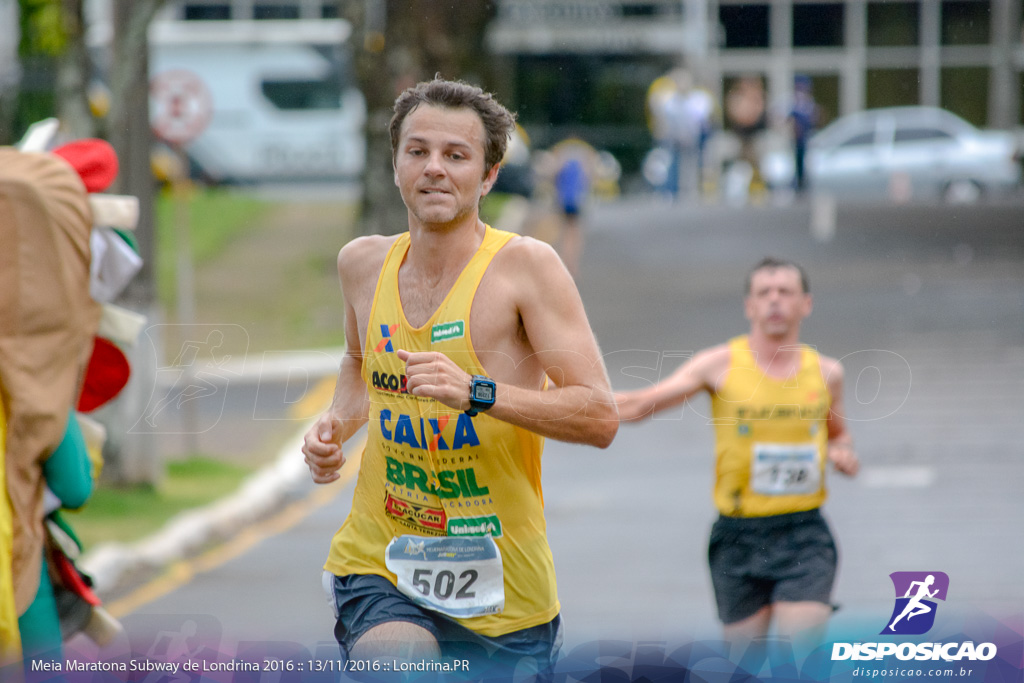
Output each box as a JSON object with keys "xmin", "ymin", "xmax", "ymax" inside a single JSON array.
[
  {"xmin": 261, "ymin": 78, "xmax": 343, "ymax": 110},
  {"xmin": 254, "ymin": 4, "xmax": 300, "ymax": 20},
  {"xmin": 184, "ymin": 5, "xmax": 231, "ymax": 20}
]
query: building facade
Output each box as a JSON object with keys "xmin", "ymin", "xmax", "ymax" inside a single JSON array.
[
  {"xmin": 93, "ymin": 0, "xmax": 1024, "ymax": 173},
  {"xmin": 486, "ymin": 0, "xmax": 1024, "ymax": 172}
]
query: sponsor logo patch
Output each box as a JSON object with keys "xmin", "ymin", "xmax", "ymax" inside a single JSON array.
[
  {"xmin": 431, "ymin": 320, "xmax": 465, "ymax": 343},
  {"xmin": 447, "ymin": 514, "xmax": 502, "ymax": 537},
  {"xmin": 384, "ymin": 492, "xmax": 446, "ymax": 536}
]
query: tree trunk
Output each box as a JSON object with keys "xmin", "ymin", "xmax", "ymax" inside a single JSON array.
[
  {"xmin": 100, "ymin": 0, "xmax": 165, "ymax": 485},
  {"xmin": 337, "ymin": 0, "xmax": 497, "ymax": 236},
  {"xmin": 55, "ymin": 0, "xmax": 93, "ymax": 138}
]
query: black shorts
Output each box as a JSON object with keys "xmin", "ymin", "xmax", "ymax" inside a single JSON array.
[
  {"xmin": 707, "ymin": 508, "xmax": 837, "ymax": 624},
  {"xmin": 324, "ymin": 572, "xmax": 562, "ymax": 678}
]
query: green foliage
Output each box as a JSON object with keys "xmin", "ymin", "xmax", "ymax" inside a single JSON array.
[
  {"xmin": 155, "ymin": 188, "xmax": 355, "ymax": 355},
  {"xmin": 19, "ymin": 0, "xmax": 66, "ymax": 56},
  {"xmin": 13, "ymin": 90, "xmax": 56, "ymax": 138}
]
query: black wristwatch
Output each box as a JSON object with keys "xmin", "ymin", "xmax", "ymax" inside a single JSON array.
[{"xmin": 465, "ymin": 375, "xmax": 496, "ymax": 416}]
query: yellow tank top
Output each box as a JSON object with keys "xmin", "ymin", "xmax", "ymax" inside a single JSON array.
[
  {"xmin": 1, "ymin": 392, "xmax": 24, "ymax": 660},
  {"xmin": 324, "ymin": 226, "xmax": 558, "ymax": 637},
  {"xmin": 710, "ymin": 336, "xmax": 830, "ymax": 517}
]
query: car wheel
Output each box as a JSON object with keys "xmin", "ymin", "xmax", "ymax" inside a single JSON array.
[{"xmin": 943, "ymin": 179, "xmax": 983, "ymax": 204}]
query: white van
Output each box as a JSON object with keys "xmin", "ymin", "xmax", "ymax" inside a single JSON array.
[{"xmin": 148, "ymin": 19, "xmax": 366, "ymax": 183}]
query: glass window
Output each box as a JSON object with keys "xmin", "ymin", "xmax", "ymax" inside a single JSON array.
[
  {"xmin": 894, "ymin": 128, "xmax": 955, "ymax": 143},
  {"xmin": 321, "ymin": 4, "xmax": 339, "ymax": 18},
  {"xmin": 941, "ymin": 1, "xmax": 991, "ymax": 45},
  {"xmin": 839, "ymin": 130, "xmax": 877, "ymax": 147},
  {"xmin": 622, "ymin": 4, "xmax": 660, "ymax": 17},
  {"xmin": 719, "ymin": 5, "xmax": 770, "ymax": 48},
  {"xmin": 261, "ymin": 78, "xmax": 343, "ymax": 110},
  {"xmin": 867, "ymin": 2, "xmax": 920, "ymax": 46},
  {"xmin": 793, "ymin": 3, "xmax": 845, "ymax": 47},
  {"xmin": 184, "ymin": 4, "xmax": 231, "ymax": 20},
  {"xmin": 941, "ymin": 66, "xmax": 989, "ymax": 125},
  {"xmin": 254, "ymin": 4, "xmax": 301, "ymax": 20},
  {"xmin": 866, "ymin": 68, "xmax": 920, "ymax": 108}
]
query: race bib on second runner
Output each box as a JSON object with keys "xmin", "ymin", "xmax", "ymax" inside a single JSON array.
[
  {"xmin": 751, "ymin": 442, "xmax": 821, "ymax": 495},
  {"xmin": 384, "ymin": 535, "xmax": 505, "ymax": 618}
]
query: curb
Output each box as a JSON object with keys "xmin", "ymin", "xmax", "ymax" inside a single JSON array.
[{"xmin": 80, "ymin": 419, "xmax": 316, "ymax": 595}]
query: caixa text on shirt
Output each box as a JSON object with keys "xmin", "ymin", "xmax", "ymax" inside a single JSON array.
[{"xmin": 378, "ymin": 408, "xmax": 480, "ymax": 451}]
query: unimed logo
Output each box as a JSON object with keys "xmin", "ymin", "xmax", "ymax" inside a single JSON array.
[{"xmin": 882, "ymin": 571, "xmax": 949, "ymax": 635}]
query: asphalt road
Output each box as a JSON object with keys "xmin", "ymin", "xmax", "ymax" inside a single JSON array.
[{"xmin": 73, "ymin": 195, "xmax": 1024, "ymax": 675}]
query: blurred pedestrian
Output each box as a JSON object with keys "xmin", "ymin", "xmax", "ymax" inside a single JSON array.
[
  {"xmin": 547, "ymin": 136, "xmax": 601, "ymax": 278},
  {"xmin": 491, "ymin": 123, "xmax": 534, "ymax": 200},
  {"xmin": 724, "ymin": 75, "xmax": 769, "ymax": 200},
  {"xmin": 788, "ymin": 75, "xmax": 820, "ymax": 193},
  {"xmin": 615, "ymin": 258, "xmax": 858, "ymax": 650},
  {"xmin": 302, "ymin": 78, "xmax": 617, "ymax": 679},
  {"xmin": 488, "ymin": 123, "xmax": 535, "ymax": 234},
  {"xmin": 647, "ymin": 68, "xmax": 713, "ymax": 201}
]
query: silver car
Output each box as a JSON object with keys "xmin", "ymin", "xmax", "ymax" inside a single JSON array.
[{"xmin": 806, "ymin": 106, "xmax": 1022, "ymax": 202}]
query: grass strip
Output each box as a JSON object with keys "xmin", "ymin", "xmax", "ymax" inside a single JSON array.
[
  {"xmin": 155, "ymin": 188, "xmax": 271, "ymax": 312},
  {"xmin": 65, "ymin": 456, "xmax": 254, "ymax": 551}
]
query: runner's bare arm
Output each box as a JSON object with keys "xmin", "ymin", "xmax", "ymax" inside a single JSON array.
[
  {"xmin": 400, "ymin": 239, "xmax": 618, "ymax": 448},
  {"xmin": 301, "ymin": 238, "xmax": 384, "ymax": 483},
  {"xmin": 822, "ymin": 356, "xmax": 858, "ymax": 477},
  {"xmin": 615, "ymin": 345, "xmax": 729, "ymax": 422}
]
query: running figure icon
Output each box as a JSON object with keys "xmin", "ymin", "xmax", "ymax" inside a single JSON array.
[
  {"xmin": 889, "ymin": 575, "xmax": 938, "ymax": 631},
  {"xmin": 882, "ymin": 571, "xmax": 949, "ymax": 635}
]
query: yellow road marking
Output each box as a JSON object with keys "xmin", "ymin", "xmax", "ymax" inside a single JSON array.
[
  {"xmin": 290, "ymin": 375, "xmax": 336, "ymax": 420},
  {"xmin": 106, "ymin": 433, "xmax": 363, "ymax": 618}
]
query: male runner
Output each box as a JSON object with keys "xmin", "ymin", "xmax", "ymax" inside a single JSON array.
[
  {"xmin": 616, "ymin": 258, "xmax": 858, "ymax": 645},
  {"xmin": 302, "ymin": 78, "xmax": 618, "ymax": 676}
]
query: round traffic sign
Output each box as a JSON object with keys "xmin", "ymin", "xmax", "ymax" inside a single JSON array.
[{"xmin": 150, "ymin": 69, "xmax": 213, "ymax": 145}]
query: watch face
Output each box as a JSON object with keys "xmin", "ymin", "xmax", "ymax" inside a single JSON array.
[{"xmin": 474, "ymin": 384, "xmax": 494, "ymax": 402}]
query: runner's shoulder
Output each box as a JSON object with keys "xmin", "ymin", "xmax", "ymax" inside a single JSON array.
[
  {"xmin": 493, "ymin": 234, "xmax": 567, "ymax": 281},
  {"xmin": 689, "ymin": 343, "xmax": 732, "ymax": 387},
  {"xmin": 497, "ymin": 233, "xmax": 560, "ymax": 263},
  {"xmin": 816, "ymin": 353, "xmax": 845, "ymax": 386},
  {"xmin": 338, "ymin": 234, "xmax": 399, "ymax": 280},
  {"xmin": 694, "ymin": 343, "xmax": 732, "ymax": 369}
]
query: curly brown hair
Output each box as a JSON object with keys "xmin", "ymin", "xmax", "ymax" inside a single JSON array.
[{"xmin": 389, "ymin": 77, "xmax": 517, "ymax": 175}]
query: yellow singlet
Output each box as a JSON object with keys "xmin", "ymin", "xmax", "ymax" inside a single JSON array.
[
  {"xmin": 710, "ymin": 336, "xmax": 831, "ymax": 517},
  {"xmin": 1, "ymin": 391, "xmax": 24, "ymax": 660},
  {"xmin": 324, "ymin": 226, "xmax": 559, "ymax": 637}
]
